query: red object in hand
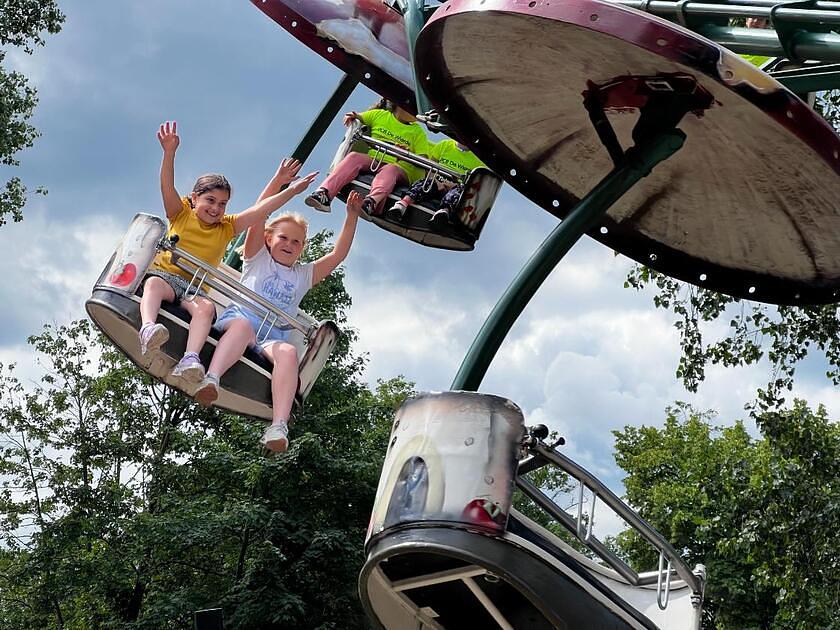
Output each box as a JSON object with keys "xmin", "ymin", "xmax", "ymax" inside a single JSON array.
[{"xmin": 109, "ymin": 262, "xmax": 137, "ymax": 287}]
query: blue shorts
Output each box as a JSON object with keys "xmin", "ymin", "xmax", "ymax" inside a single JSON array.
[{"xmin": 214, "ymin": 305, "xmax": 294, "ymax": 350}]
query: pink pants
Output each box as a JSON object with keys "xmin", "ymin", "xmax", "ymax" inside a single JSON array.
[{"xmin": 320, "ymin": 152, "xmax": 408, "ymax": 214}]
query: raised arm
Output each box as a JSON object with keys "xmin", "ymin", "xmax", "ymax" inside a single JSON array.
[
  {"xmin": 342, "ymin": 111, "xmax": 361, "ymax": 127},
  {"xmin": 312, "ymin": 190, "xmax": 362, "ymax": 286},
  {"xmin": 157, "ymin": 121, "xmax": 183, "ymax": 219},
  {"xmin": 233, "ymin": 171, "xmax": 318, "ymax": 236},
  {"xmin": 243, "ymin": 158, "xmax": 304, "ymax": 259}
]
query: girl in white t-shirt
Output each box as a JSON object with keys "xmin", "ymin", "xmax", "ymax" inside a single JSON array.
[{"xmin": 194, "ymin": 161, "xmax": 363, "ymax": 452}]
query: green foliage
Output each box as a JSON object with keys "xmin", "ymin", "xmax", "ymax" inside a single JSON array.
[
  {"xmin": 625, "ymin": 267, "xmax": 840, "ymax": 411},
  {"xmin": 612, "ymin": 402, "xmax": 840, "ymax": 629},
  {"xmin": 815, "ymin": 90, "xmax": 840, "ymax": 132},
  {"xmin": 0, "ymin": 0, "xmax": 64, "ymax": 226},
  {"xmin": 0, "ymin": 234, "xmax": 414, "ymax": 628}
]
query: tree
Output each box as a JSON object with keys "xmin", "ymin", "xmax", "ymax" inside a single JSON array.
[
  {"xmin": 0, "ymin": 0, "xmax": 64, "ymax": 227},
  {"xmin": 0, "ymin": 231, "xmax": 413, "ymax": 628},
  {"xmin": 612, "ymin": 402, "xmax": 840, "ymax": 629},
  {"xmin": 625, "ymin": 267, "xmax": 840, "ymax": 411}
]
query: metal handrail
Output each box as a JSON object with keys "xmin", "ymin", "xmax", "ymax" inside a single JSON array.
[
  {"xmin": 157, "ymin": 238, "xmax": 313, "ymax": 340},
  {"xmin": 606, "ymin": 0, "xmax": 840, "ymax": 23},
  {"xmin": 517, "ymin": 441, "xmax": 703, "ymax": 597},
  {"xmin": 355, "ymin": 130, "xmax": 467, "ymax": 182}
]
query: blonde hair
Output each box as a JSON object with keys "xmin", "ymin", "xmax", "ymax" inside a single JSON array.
[
  {"xmin": 234, "ymin": 212, "xmax": 308, "ymax": 256},
  {"xmin": 265, "ymin": 212, "xmax": 308, "ymax": 237}
]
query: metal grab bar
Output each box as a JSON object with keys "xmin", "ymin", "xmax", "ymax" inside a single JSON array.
[
  {"xmin": 518, "ymin": 441, "xmax": 704, "ymax": 598},
  {"xmin": 369, "ymin": 146, "xmax": 387, "ymax": 173},
  {"xmin": 606, "ymin": 0, "xmax": 840, "ymax": 24},
  {"xmin": 161, "ymin": 240, "xmax": 312, "ymax": 339},
  {"xmin": 353, "ymin": 130, "xmax": 467, "ymax": 182},
  {"xmin": 657, "ymin": 551, "xmax": 673, "ymax": 610},
  {"xmin": 421, "ymin": 167, "xmax": 439, "ymax": 193}
]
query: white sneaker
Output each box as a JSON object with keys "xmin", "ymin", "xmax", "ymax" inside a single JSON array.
[
  {"xmin": 261, "ymin": 421, "xmax": 289, "ymax": 453},
  {"xmin": 171, "ymin": 352, "xmax": 205, "ymax": 384},
  {"xmin": 139, "ymin": 323, "xmax": 169, "ymax": 355},
  {"xmin": 194, "ymin": 374, "xmax": 220, "ymax": 407}
]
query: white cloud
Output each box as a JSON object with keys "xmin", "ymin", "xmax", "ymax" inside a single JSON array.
[{"xmin": 0, "ymin": 207, "xmax": 123, "ymax": 345}]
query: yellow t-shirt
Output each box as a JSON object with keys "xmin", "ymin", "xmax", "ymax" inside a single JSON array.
[
  {"xmin": 151, "ymin": 197, "xmax": 237, "ymax": 280},
  {"xmin": 358, "ymin": 109, "xmax": 429, "ymax": 183}
]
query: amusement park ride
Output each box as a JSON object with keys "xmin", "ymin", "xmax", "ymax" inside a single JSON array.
[{"xmin": 87, "ymin": 0, "xmax": 840, "ymax": 627}]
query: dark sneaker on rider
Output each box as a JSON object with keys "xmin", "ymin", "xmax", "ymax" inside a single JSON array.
[
  {"xmin": 430, "ymin": 209, "xmax": 450, "ymax": 228},
  {"xmin": 305, "ymin": 188, "xmax": 332, "ymax": 213},
  {"xmin": 361, "ymin": 197, "xmax": 377, "ymax": 216}
]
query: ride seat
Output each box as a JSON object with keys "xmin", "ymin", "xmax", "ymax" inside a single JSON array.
[{"xmin": 329, "ymin": 120, "xmax": 503, "ymax": 251}]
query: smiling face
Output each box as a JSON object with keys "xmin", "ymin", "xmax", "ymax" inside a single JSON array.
[
  {"xmin": 191, "ymin": 188, "xmax": 230, "ymax": 225},
  {"xmin": 265, "ymin": 219, "xmax": 307, "ymax": 267}
]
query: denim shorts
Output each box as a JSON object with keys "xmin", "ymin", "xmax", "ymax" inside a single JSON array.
[
  {"xmin": 214, "ymin": 305, "xmax": 294, "ymax": 350},
  {"xmin": 145, "ymin": 270, "xmax": 208, "ymax": 304}
]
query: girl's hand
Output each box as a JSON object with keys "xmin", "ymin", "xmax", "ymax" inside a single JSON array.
[
  {"xmin": 286, "ymin": 171, "xmax": 319, "ymax": 195},
  {"xmin": 275, "ymin": 158, "xmax": 302, "ymax": 186},
  {"xmin": 157, "ymin": 121, "xmax": 180, "ymax": 153},
  {"xmin": 343, "ymin": 111, "xmax": 360, "ymax": 126},
  {"xmin": 346, "ymin": 190, "xmax": 363, "ymax": 217}
]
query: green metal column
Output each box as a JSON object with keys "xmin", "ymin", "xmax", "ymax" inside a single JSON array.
[
  {"xmin": 399, "ymin": 0, "xmax": 435, "ymax": 116},
  {"xmin": 224, "ymin": 72, "xmax": 359, "ymax": 269},
  {"xmin": 451, "ymin": 130, "xmax": 686, "ymax": 392}
]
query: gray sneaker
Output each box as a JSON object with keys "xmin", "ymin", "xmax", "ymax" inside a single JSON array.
[
  {"xmin": 139, "ymin": 323, "xmax": 169, "ymax": 355},
  {"xmin": 261, "ymin": 421, "xmax": 289, "ymax": 453},
  {"xmin": 171, "ymin": 352, "xmax": 205, "ymax": 384},
  {"xmin": 304, "ymin": 188, "xmax": 331, "ymax": 213},
  {"xmin": 195, "ymin": 373, "xmax": 220, "ymax": 407}
]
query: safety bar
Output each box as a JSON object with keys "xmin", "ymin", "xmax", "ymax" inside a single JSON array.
[
  {"xmin": 157, "ymin": 238, "xmax": 313, "ymax": 340},
  {"xmin": 354, "ymin": 130, "xmax": 466, "ymax": 182},
  {"xmin": 516, "ymin": 441, "xmax": 704, "ymax": 601}
]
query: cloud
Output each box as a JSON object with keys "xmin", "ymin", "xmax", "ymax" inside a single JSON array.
[{"xmin": 0, "ymin": 205, "xmax": 123, "ymax": 346}]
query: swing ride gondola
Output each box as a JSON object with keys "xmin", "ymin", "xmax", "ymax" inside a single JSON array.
[
  {"xmin": 330, "ymin": 119, "xmax": 502, "ymax": 250},
  {"xmin": 86, "ymin": 214, "xmax": 338, "ymax": 421},
  {"xmin": 95, "ymin": 0, "xmax": 840, "ymax": 627}
]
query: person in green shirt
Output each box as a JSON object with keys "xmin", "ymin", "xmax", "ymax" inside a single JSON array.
[
  {"xmin": 387, "ymin": 137, "xmax": 485, "ymax": 227},
  {"xmin": 305, "ymin": 98, "xmax": 429, "ymax": 216}
]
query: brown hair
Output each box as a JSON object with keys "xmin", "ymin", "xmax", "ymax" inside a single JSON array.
[
  {"xmin": 372, "ymin": 97, "xmax": 396, "ymax": 113},
  {"xmin": 192, "ymin": 173, "xmax": 231, "ymax": 198}
]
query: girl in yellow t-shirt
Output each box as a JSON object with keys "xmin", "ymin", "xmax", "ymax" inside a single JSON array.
[
  {"xmin": 139, "ymin": 121, "xmax": 318, "ymax": 384},
  {"xmin": 305, "ymin": 98, "xmax": 428, "ymax": 216}
]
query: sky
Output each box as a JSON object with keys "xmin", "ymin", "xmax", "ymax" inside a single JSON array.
[{"xmin": 2, "ymin": 0, "xmax": 838, "ymax": 540}]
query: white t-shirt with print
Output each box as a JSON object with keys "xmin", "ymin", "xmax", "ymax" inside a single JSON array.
[
  {"xmin": 241, "ymin": 246, "xmax": 314, "ymax": 316},
  {"xmin": 215, "ymin": 247, "xmax": 314, "ymax": 345}
]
